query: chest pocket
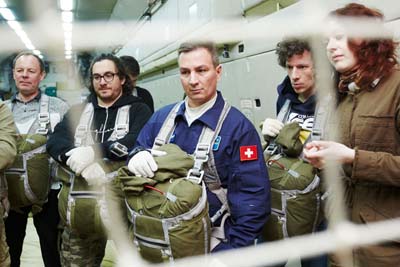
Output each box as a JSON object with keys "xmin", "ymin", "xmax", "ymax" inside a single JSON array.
[{"xmin": 355, "ymin": 115, "xmax": 396, "ymax": 153}]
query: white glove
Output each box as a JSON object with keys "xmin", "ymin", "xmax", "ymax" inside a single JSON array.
[
  {"xmin": 262, "ymin": 118, "xmax": 284, "ymax": 138},
  {"xmin": 66, "ymin": 146, "xmax": 95, "ymax": 175},
  {"xmin": 81, "ymin": 162, "xmax": 107, "ymax": 186},
  {"xmin": 127, "ymin": 149, "xmax": 166, "ymax": 178}
]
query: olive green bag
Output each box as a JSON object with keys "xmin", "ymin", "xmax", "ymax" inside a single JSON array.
[
  {"xmin": 262, "ymin": 122, "xmax": 322, "ymax": 240},
  {"xmin": 5, "ymin": 134, "xmax": 51, "ymax": 213},
  {"xmin": 117, "ymin": 144, "xmax": 211, "ymax": 263},
  {"xmin": 57, "ymin": 161, "xmax": 124, "ymax": 236}
]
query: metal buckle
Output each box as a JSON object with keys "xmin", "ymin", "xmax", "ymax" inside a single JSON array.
[
  {"xmin": 110, "ymin": 142, "xmax": 128, "ymax": 157},
  {"xmin": 38, "ymin": 112, "xmax": 50, "ymax": 124},
  {"xmin": 264, "ymin": 144, "xmax": 278, "ymax": 155},
  {"xmin": 194, "ymin": 143, "xmax": 210, "ymax": 162},
  {"xmin": 186, "ymin": 169, "xmax": 204, "ymax": 184},
  {"xmin": 115, "ymin": 124, "xmax": 129, "ymax": 138},
  {"xmin": 36, "ymin": 128, "xmax": 48, "ymax": 135}
]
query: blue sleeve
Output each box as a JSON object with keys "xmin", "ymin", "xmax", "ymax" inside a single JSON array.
[{"xmin": 213, "ymin": 127, "xmax": 271, "ymax": 251}]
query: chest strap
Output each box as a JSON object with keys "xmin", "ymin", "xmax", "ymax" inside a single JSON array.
[{"xmin": 74, "ymin": 103, "xmax": 131, "ymax": 147}]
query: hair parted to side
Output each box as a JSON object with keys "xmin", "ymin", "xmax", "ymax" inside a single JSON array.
[
  {"xmin": 88, "ymin": 53, "xmax": 133, "ymax": 95},
  {"xmin": 331, "ymin": 3, "xmax": 398, "ymax": 89},
  {"xmin": 13, "ymin": 51, "xmax": 45, "ymax": 73},
  {"xmin": 178, "ymin": 41, "xmax": 219, "ymax": 67},
  {"xmin": 276, "ymin": 38, "xmax": 312, "ymax": 68},
  {"xmin": 120, "ymin": 55, "xmax": 140, "ymax": 77}
]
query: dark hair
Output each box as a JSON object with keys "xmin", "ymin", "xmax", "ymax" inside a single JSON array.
[
  {"xmin": 13, "ymin": 51, "xmax": 45, "ymax": 73},
  {"xmin": 276, "ymin": 38, "xmax": 312, "ymax": 68},
  {"xmin": 120, "ymin": 55, "xmax": 140, "ymax": 77},
  {"xmin": 178, "ymin": 41, "xmax": 219, "ymax": 67},
  {"xmin": 88, "ymin": 54, "xmax": 133, "ymax": 95},
  {"xmin": 331, "ymin": 3, "xmax": 398, "ymax": 88}
]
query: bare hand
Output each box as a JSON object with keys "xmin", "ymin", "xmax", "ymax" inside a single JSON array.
[{"xmin": 303, "ymin": 141, "xmax": 355, "ymax": 169}]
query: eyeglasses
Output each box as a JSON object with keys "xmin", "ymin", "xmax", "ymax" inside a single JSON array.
[{"xmin": 92, "ymin": 72, "xmax": 119, "ymax": 83}]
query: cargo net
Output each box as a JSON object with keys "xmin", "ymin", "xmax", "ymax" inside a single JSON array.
[{"xmin": 1, "ymin": 0, "xmax": 399, "ymax": 266}]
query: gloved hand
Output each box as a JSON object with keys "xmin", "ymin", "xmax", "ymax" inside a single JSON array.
[
  {"xmin": 81, "ymin": 162, "xmax": 107, "ymax": 186},
  {"xmin": 127, "ymin": 149, "xmax": 166, "ymax": 178},
  {"xmin": 262, "ymin": 118, "xmax": 284, "ymax": 138},
  {"xmin": 66, "ymin": 146, "xmax": 95, "ymax": 175},
  {"xmin": 98, "ymin": 199, "xmax": 111, "ymax": 229}
]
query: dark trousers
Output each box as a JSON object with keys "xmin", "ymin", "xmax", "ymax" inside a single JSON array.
[{"xmin": 5, "ymin": 189, "xmax": 61, "ymax": 267}]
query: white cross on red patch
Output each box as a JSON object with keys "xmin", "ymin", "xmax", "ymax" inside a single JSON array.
[{"xmin": 239, "ymin": 145, "xmax": 258, "ymax": 161}]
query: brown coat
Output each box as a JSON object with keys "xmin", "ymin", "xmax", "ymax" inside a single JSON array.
[{"xmin": 336, "ymin": 68, "xmax": 400, "ymax": 267}]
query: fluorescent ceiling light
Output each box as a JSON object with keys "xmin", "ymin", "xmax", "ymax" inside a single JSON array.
[
  {"xmin": 64, "ymin": 31, "xmax": 72, "ymax": 39},
  {"xmin": 62, "ymin": 22, "xmax": 72, "ymax": 32},
  {"xmin": 65, "ymin": 50, "xmax": 72, "ymax": 55},
  {"xmin": 60, "ymin": 0, "xmax": 73, "ymax": 11},
  {"xmin": 0, "ymin": 0, "xmax": 7, "ymax": 8},
  {"xmin": 0, "ymin": 8, "xmax": 16, "ymax": 20},
  {"xmin": 62, "ymin": 11, "xmax": 73, "ymax": 22},
  {"xmin": 7, "ymin": 20, "xmax": 21, "ymax": 30},
  {"xmin": 33, "ymin": 50, "xmax": 41, "ymax": 55},
  {"xmin": 65, "ymin": 55, "xmax": 72, "ymax": 60}
]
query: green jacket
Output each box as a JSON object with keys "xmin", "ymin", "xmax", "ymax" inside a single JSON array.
[
  {"xmin": 0, "ymin": 101, "xmax": 17, "ymax": 193},
  {"xmin": 336, "ymin": 68, "xmax": 400, "ymax": 266}
]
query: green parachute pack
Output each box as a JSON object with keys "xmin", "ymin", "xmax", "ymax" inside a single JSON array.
[
  {"xmin": 5, "ymin": 134, "xmax": 51, "ymax": 213},
  {"xmin": 57, "ymin": 160, "xmax": 125, "ymax": 237},
  {"xmin": 262, "ymin": 122, "xmax": 322, "ymax": 240},
  {"xmin": 117, "ymin": 144, "xmax": 211, "ymax": 263}
]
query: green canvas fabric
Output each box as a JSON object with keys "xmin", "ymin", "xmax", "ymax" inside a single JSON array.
[
  {"xmin": 58, "ymin": 161, "xmax": 125, "ymax": 237},
  {"xmin": 275, "ymin": 122, "xmax": 303, "ymax": 157},
  {"xmin": 263, "ymin": 123, "xmax": 321, "ymax": 241},
  {"xmin": 6, "ymin": 134, "xmax": 50, "ymax": 213},
  {"xmin": 117, "ymin": 144, "xmax": 211, "ymax": 263}
]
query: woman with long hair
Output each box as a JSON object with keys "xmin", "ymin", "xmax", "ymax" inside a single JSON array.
[{"xmin": 304, "ymin": 3, "xmax": 400, "ymax": 267}]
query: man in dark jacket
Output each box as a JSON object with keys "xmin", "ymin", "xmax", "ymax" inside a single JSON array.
[
  {"xmin": 120, "ymin": 55, "xmax": 154, "ymax": 112},
  {"xmin": 261, "ymin": 38, "xmax": 327, "ymax": 267},
  {"xmin": 47, "ymin": 54, "xmax": 152, "ymax": 266}
]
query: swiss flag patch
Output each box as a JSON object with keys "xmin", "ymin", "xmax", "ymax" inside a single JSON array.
[{"xmin": 240, "ymin": 145, "xmax": 258, "ymax": 161}]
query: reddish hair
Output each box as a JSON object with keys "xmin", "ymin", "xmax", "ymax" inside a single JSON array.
[{"xmin": 331, "ymin": 3, "xmax": 398, "ymax": 89}]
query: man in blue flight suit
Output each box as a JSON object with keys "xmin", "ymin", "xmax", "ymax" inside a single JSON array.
[{"xmin": 127, "ymin": 41, "xmax": 270, "ymax": 251}]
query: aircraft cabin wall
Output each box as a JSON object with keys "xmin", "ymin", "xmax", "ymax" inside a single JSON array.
[{"xmin": 117, "ymin": 0, "xmax": 400, "ymax": 135}]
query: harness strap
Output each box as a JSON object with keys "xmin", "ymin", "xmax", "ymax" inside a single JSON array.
[
  {"xmin": 152, "ymin": 102, "xmax": 182, "ymax": 150},
  {"xmin": 264, "ymin": 99, "xmax": 291, "ymax": 156},
  {"xmin": 36, "ymin": 94, "xmax": 50, "ymax": 135},
  {"xmin": 108, "ymin": 105, "xmax": 131, "ymax": 141}
]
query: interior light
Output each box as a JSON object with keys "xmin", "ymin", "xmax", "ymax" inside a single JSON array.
[
  {"xmin": 65, "ymin": 55, "xmax": 72, "ymax": 60},
  {"xmin": 65, "ymin": 50, "xmax": 72, "ymax": 55},
  {"xmin": 60, "ymin": 0, "xmax": 73, "ymax": 11},
  {"xmin": 62, "ymin": 22, "xmax": 72, "ymax": 32},
  {"xmin": 7, "ymin": 20, "xmax": 21, "ymax": 30},
  {"xmin": 33, "ymin": 50, "xmax": 41, "ymax": 55},
  {"xmin": 0, "ymin": 8, "xmax": 16, "ymax": 20},
  {"xmin": 62, "ymin": 11, "xmax": 73, "ymax": 22},
  {"xmin": 0, "ymin": 0, "xmax": 7, "ymax": 8}
]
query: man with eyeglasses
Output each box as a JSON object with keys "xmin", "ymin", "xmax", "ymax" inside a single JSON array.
[
  {"xmin": 5, "ymin": 51, "xmax": 69, "ymax": 267},
  {"xmin": 47, "ymin": 54, "xmax": 152, "ymax": 266}
]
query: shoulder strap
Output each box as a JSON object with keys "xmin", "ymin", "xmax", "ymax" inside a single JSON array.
[
  {"xmin": 152, "ymin": 101, "xmax": 183, "ymax": 150},
  {"xmin": 108, "ymin": 105, "xmax": 131, "ymax": 141},
  {"xmin": 276, "ymin": 99, "xmax": 291, "ymax": 123},
  {"xmin": 310, "ymin": 94, "xmax": 332, "ymax": 142},
  {"xmin": 36, "ymin": 94, "xmax": 50, "ymax": 135},
  {"xmin": 74, "ymin": 103, "xmax": 94, "ymax": 147},
  {"xmin": 264, "ymin": 99, "xmax": 291, "ymax": 156}
]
